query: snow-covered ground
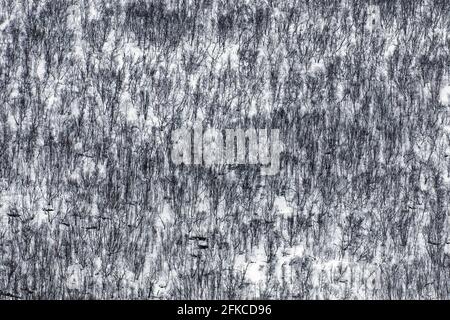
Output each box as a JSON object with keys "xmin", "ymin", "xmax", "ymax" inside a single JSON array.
[{"xmin": 0, "ymin": 0, "xmax": 450, "ymax": 300}]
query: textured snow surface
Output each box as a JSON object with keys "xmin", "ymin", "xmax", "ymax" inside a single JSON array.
[
  {"xmin": 1, "ymin": 0, "xmax": 450, "ymax": 300},
  {"xmin": 440, "ymin": 86, "xmax": 450, "ymax": 107}
]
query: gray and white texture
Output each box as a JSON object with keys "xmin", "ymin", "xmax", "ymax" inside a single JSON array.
[{"xmin": 1, "ymin": 0, "xmax": 450, "ymax": 300}]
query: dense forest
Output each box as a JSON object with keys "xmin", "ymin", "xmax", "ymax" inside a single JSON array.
[{"xmin": 1, "ymin": 0, "xmax": 450, "ymax": 299}]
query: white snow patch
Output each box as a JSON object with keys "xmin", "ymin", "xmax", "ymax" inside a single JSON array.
[
  {"xmin": 0, "ymin": 17, "xmax": 11, "ymax": 32},
  {"xmin": 308, "ymin": 61, "xmax": 325, "ymax": 76},
  {"xmin": 36, "ymin": 58, "xmax": 46, "ymax": 80},
  {"xmin": 155, "ymin": 201, "xmax": 174, "ymax": 230},
  {"xmin": 97, "ymin": 163, "xmax": 107, "ymax": 180},
  {"xmin": 365, "ymin": 5, "xmax": 381, "ymax": 31},
  {"xmin": 66, "ymin": 264, "xmax": 84, "ymax": 290},
  {"xmin": 82, "ymin": 158, "xmax": 96, "ymax": 177},
  {"xmin": 274, "ymin": 196, "xmax": 294, "ymax": 218},
  {"xmin": 74, "ymin": 141, "xmax": 83, "ymax": 153},
  {"xmin": 123, "ymin": 43, "xmax": 143, "ymax": 64},
  {"xmin": 385, "ymin": 42, "xmax": 397, "ymax": 58},
  {"xmin": 235, "ymin": 246, "xmax": 268, "ymax": 285},
  {"xmin": 439, "ymin": 86, "xmax": 450, "ymax": 106},
  {"xmin": 7, "ymin": 114, "xmax": 17, "ymax": 131},
  {"xmin": 126, "ymin": 106, "xmax": 138, "ymax": 123}
]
